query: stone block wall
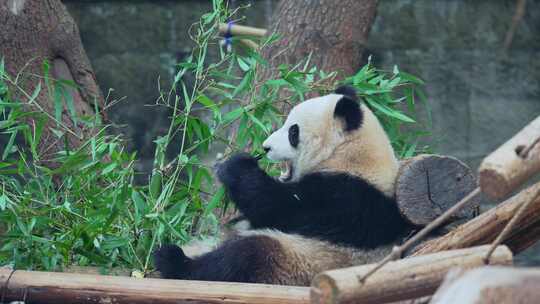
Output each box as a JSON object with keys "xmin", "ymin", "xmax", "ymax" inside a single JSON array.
[{"xmin": 369, "ymin": 0, "xmax": 540, "ymax": 171}]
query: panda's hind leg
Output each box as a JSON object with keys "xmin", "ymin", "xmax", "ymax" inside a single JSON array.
[{"xmin": 154, "ymin": 234, "xmax": 287, "ymax": 284}]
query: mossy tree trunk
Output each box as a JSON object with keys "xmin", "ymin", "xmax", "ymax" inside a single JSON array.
[{"xmin": 0, "ymin": 0, "xmax": 105, "ymax": 167}]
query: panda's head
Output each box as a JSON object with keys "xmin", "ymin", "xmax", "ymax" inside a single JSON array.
[{"xmin": 262, "ymin": 86, "xmax": 399, "ymax": 196}]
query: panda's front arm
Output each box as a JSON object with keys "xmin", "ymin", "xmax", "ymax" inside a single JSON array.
[{"xmin": 216, "ymin": 153, "xmax": 300, "ymax": 226}]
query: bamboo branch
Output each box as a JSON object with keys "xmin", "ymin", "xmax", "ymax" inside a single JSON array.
[{"xmin": 0, "ymin": 269, "xmax": 310, "ymax": 304}]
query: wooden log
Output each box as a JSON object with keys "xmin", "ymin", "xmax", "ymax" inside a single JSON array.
[
  {"xmin": 431, "ymin": 266, "xmax": 540, "ymax": 304},
  {"xmin": 63, "ymin": 265, "xmax": 162, "ymax": 278},
  {"xmin": 310, "ymin": 245, "xmax": 512, "ymax": 304},
  {"xmin": 0, "ymin": 269, "xmax": 310, "ymax": 304},
  {"xmin": 479, "ymin": 115, "xmax": 540, "ymax": 200},
  {"xmin": 396, "ymin": 154, "xmax": 478, "ymax": 226},
  {"xmin": 218, "ymin": 23, "xmax": 267, "ymax": 37},
  {"xmin": 412, "ymin": 181, "xmax": 540, "ymax": 255}
]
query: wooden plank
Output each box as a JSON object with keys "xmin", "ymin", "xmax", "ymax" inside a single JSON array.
[
  {"xmin": 310, "ymin": 245, "xmax": 512, "ymax": 304},
  {"xmin": 479, "ymin": 115, "xmax": 540, "ymax": 200},
  {"xmin": 0, "ymin": 268, "xmax": 310, "ymax": 304}
]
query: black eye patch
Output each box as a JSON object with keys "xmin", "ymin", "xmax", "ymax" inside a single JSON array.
[{"xmin": 288, "ymin": 124, "xmax": 299, "ymax": 148}]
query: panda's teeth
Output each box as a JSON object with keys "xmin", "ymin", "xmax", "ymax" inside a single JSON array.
[{"xmin": 279, "ymin": 161, "xmax": 292, "ymax": 182}]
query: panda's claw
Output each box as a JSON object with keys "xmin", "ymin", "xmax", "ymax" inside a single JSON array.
[{"xmin": 216, "ymin": 153, "xmax": 261, "ymax": 186}]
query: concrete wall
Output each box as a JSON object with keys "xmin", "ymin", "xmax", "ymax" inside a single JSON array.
[{"xmin": 369, "ymin": 0, "xmax": 540, "ymax": 170}]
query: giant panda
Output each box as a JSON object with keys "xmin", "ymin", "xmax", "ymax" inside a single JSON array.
[{"xmin": 154, "ymin": 85, "xmax": 416, "ymax": 286}]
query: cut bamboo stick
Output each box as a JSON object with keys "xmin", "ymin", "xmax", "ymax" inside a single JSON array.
[
  {"xmin": 0, "ymin": 268, "xmax": 310, "ymax": 304},
  {"xmin": 310, "ymin": 245, "xmax": 512, "ymax": 304},
  {"xmin": 413, "ymin": 181, "xmax": 540, "ymax": 255},
  {"xmin": 218, "ymin": 23, "xmax": 267, "ymax": 37},
  {"xmin": 479, "ymin": 115, "xmax": 540, "ymax": 200}
]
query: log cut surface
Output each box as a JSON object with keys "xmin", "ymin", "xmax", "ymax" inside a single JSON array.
[
  {"xmin": 0, "ymin": 268, "xmax": 310, "ymax": 304},
  {"xmin": 396, "ymin": 155, "xmax": 478, "ymax": 226}
]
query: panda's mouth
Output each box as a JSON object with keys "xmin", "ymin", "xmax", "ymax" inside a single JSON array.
[{"xmin": 279, "ymin": 161, "xmax": 294, "ymax": 182}]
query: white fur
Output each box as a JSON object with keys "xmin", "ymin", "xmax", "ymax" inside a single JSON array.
[
  {"xmin": 263, "ymin": 94, "xmax": 345, "ymax": 181},
  {"xmin": 262, "ymin": 93, "xmax": 398, "ymax": 195}
]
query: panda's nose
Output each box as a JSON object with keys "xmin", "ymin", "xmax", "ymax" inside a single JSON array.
[{"xmin": 263, "ymin": 146, "xmax": 271, "ymax": 154}]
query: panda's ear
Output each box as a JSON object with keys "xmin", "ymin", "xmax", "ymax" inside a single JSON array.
[
  {"xmin": 334, "ymin": 95, "xmax": 363, "ymax": 132},
  {"xmin": 335, "ymin": 85, "xmax": 358, "ymax": 100}
]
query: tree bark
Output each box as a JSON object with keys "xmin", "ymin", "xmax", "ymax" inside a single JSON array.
[
  {"xmin": 0, "ymin": 0, "xmax": 105, "ymax": 166},
  {"xmin": 227, "ymin": 0, "xmax": 379, "ymax": 151},
  {"xmin": 259, "ymin": 0, "xmax": 379, "ymax": 107}
]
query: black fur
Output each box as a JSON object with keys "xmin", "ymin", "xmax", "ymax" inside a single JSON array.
[
  {"xmin": 154, "ymin": 235, "xmax": 283, "ymax": 283},
  {"xmin": 153, "ymin": 244, "xmax": 191, "ymax": 279},
  {"xmin": 335, "ymin": 85, "xmax": 358, "ymax": 100},
  {"xmin": 288, "ymin": 124, "xmax": 299, "ymax": 148},
  {"xmin": 334, "ymin": 93, "xmax": 363, "ymax": 131},
  {"xmin": 155, "ymin": 153, "xmax": 413, "ymax": 283},
  {"xmin": 216, "ymin": 153, "xmax": 411, "ymax": 247}
]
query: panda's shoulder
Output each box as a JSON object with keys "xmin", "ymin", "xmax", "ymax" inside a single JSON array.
[{"xmin": 298, "ymin": 171, "xmax": 389, "ymax": 198}]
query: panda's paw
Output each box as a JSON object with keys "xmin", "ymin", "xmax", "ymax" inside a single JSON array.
[
  {"xmin": 153, "ymin": 244, "xmax": 191, "ymax": 279},
  {"xmin": 215, "ymin": 152, "xmax": 261, "ymax": 186}
]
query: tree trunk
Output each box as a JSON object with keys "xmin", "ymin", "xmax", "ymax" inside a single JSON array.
[
  {"xmin": 259, "ymin": 0, "xmax": 379, "ymax": 108},
  {"xmin": 0, "ymin": 0, "xmax": 105, "ymax": 166},
  {"xmin": 228, "ymin": 0, "xmax": 379, "ymax": 149}
]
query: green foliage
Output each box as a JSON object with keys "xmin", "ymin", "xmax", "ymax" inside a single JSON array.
[{"xmin": 0, "ymin": 0, "xmax": 430, "ymax": 273}]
